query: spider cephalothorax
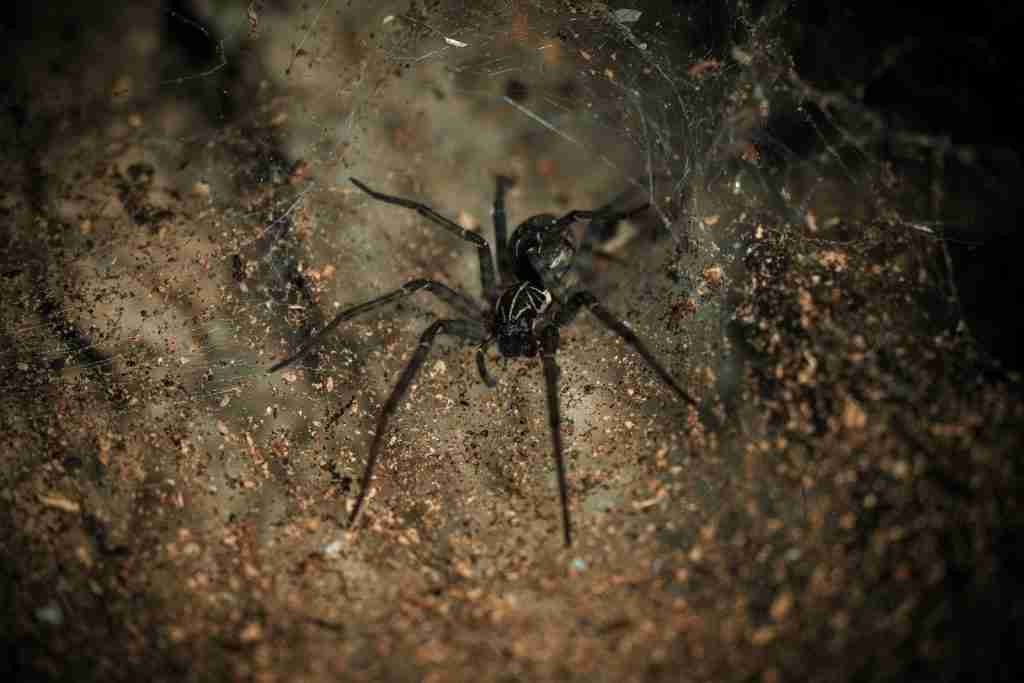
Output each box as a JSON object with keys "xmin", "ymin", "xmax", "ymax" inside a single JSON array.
[
  {"xmin": 494, "ymin": 281, "xmax": 551, "ymax": 358},
  {"xmin": 270, "ymin": 176, "xmax": 699, "ymax": 546}
]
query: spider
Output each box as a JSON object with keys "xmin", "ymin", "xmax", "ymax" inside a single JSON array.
[{"xmin": 269, "ymin": 176, "xmax": 698, "ymax": 546}]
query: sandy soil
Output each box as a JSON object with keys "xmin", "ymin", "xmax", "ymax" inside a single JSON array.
[{"xmin": 1, "ymin": 2, "xmax": 1021, "ymax": 681}]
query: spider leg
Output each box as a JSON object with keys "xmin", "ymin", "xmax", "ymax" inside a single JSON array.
[
  {"xmin": 492, "ymin": 175, "xmax": 515, "ymax": 284},
  {"xmin": 545, "ymin": 209, "xmax": 597, "ymax": 232},
  {"xmin": 269, "ymin": 279, "xmax": 484, "ymax": 372},
  {"xmin": 540, "ymin": 203, "xmax": 647, "ymax": 237},
  {"xmin": 557, "ymin": 290, "xmax": 699, "ymax": 407},
  {"xmin": 578, "ymin": 203, "xmax": 650, "ymax": 273},
  {"xmin": 539, "ymin": 324, "xmax": 573, "ymax": 547},
  {"xmin": 350, "ymin": 178, "xmax": 499, "ymax": 302},
  {"xmin": 475, "ymin": 336, "xmax": 497, "ymax": 388},
  {"xmin": 349, "ymin": 318, "xmax": 487, "ymax": 528},
  {"xmin": 581, "ymin": 202, "xmax": 649, "ymax": 247}
]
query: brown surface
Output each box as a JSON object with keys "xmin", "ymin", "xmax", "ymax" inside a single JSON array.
[{"xmin": 1, "ymin": 2, "xmax": 1021, "ymax": 681}]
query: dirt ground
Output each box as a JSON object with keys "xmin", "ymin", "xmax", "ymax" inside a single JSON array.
[{"xmin": 2, "ymin": 2, "xmax": 1022, "ymax": 682}]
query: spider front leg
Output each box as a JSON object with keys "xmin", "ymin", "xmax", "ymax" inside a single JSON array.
[
  {"xmin": 576, "ymin": 201, "xmax": 651, "ymax": 275},
  {"xmin": 557, "ymin": 290, "xmax": 698, "ymax": 407},
  {"xmin": 539, "ymin": 324, "xmax": 573, "ymax": 547},
  {"xmin": 492, "ymin": 175, "xmax": 515, "ymax": 284},
  {"xmin": 350, "ymin": 178, "xmax": 499, "ymax": 302},
  {"xmin": 348, "ymin": 318, "xmax": 488, "ymax": 528}
]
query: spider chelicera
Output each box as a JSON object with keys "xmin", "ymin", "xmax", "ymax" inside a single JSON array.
[{"xmin": 269, "ymin": 176, "xmax": 698, "ymax": 546}]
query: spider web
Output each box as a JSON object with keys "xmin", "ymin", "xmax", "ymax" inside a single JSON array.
[
  {"xmin": 2, "ymin": 1, "xmax": 1020, "ymax": 680},
  {"xmin": 0, "ymin": 1, "xmax": 967, "ymax": 481}
]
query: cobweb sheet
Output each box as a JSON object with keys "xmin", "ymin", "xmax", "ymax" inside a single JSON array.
[{"xmin": 1, "ymin": 2, "xmax": 1019, "ymax": 681}]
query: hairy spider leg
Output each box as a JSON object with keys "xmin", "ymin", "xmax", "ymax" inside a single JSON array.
[
  {"xmin": 577, "ymin": 202, "xmax": 651, "ymax": 272},
  {"xmin": 539, "ymin": 324, "xmax": 573, "ymax": 547},
  {"xmin": 268, "ymin": 279, "xmax": 483, "ymax": 372},
  {"xmin": 557, "ymin": 290, "xmax": 699, "ymax": 407},
  {"xmin": 492, "ymin": 175, "xmax": 515, "ymax": 284},
  {"xmin": 348, "ymin": 318, "xmax": 488, "ymax": 528},
  {"xmin": 350, "ymin": 178, "xmax": 499, "ymax": 303}
]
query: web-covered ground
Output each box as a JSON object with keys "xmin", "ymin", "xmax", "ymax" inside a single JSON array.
[{"xmin": 2, "ymin": 2, "xmax": 1021, "ymax": 681}]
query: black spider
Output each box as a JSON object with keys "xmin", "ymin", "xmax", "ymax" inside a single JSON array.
[{"xmin": 269, "ymin": 176, "xmax": 698, "ymax": 546}]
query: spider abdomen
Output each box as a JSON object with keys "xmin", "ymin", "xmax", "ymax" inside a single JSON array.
[{"xmin": 510, "ymin": 214, "xmax": 577, "ymax": 287}]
